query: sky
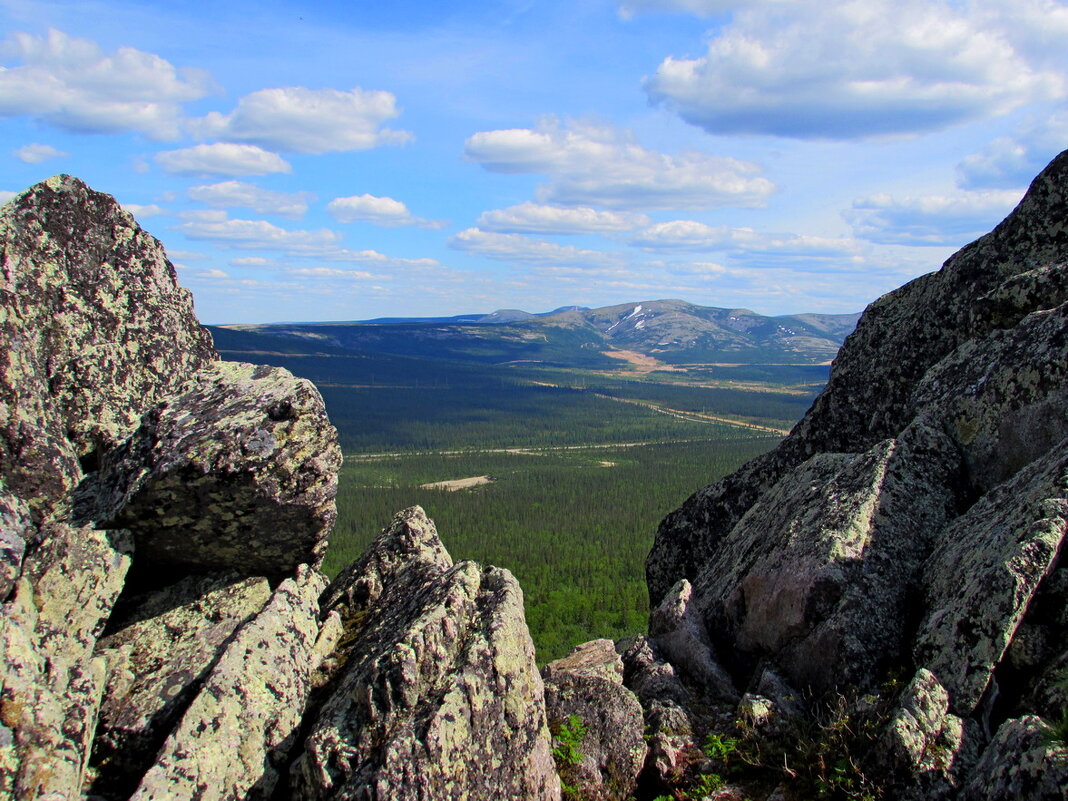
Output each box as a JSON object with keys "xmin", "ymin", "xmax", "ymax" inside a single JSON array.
[{"xmin": 1, "ymin": 0, "xmax": 1065, "ymax": 324}]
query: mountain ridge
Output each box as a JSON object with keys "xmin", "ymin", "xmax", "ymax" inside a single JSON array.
[{"xmin": 219, "ymin": 299, "xmax": 862, "ymax": 367}]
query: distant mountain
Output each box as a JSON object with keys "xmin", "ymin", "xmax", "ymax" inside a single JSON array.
[{"xmin": 216, "ymin": 299, "xmax": 861, "ymax": 367}]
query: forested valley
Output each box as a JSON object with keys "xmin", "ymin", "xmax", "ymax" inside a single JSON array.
[{"xmin": 210, "ymin": 324, "xmax": 827, "ymax": 660}]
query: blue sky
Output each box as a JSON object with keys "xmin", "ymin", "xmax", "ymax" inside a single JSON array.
[{"xmin": 1, "ymin": 0, "xmax": 1065, "ymax": 323}]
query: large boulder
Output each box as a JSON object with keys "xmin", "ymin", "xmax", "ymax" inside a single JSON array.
[
  {"xmin": 646, "ymin": 149, "xmax": 1068, "ymax": 800},
  {"xmin": 0, "ymin": 176, "xmax": 215, "ymax": 519},
  {"xmin": 293, "ymin": 507, "xmax": 560, "ymax": 801},
  {"xmin": 88, "ymin": 360, "xmax": 341, "ymax": 576}
]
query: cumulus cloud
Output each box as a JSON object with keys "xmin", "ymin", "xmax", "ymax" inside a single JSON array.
[
  {"xmin": 12, "ymin": 143, "xmax": 67, "ymax": 163},
  {"xmin": 464, "ymin": 118, "xmax": 773, "ymax": 209},
  {"xmin": 289, "ymin": 267, "xmax": 376, "ymax": 280},
  {"xmin": 195, "ymin": 269, "xmax": 230, "ymax": 279},
  {"xmin": 477, "ymin": 203, "xmax": 650, "ymax": 235},
  {"xmin": 122, "ymin": 203, "xmax": 167, "ymax": 218},
  {"xmin": 188, "ymin": 180, "xmax": 312, "ymax": 219},
  {"xmin": 0, "ymin": 28, "xmax": 213, "ymax": 139},
  {"xmin": 643, "ymin": 0, "xmax": 1067, "ymax": 139},
  {"xmin": 326, "ymin": 193, "xmax": 444, "ymax": 228},
  {"xmin": 156, "ymin": 144, "xmax": 291, "ymax": 177},
  {"xmin": 174, "ymin": 213, "xmax": 341, "ymax": 250},
  {"xmin": 957, "ymin": 112, "xmax": 1068, "ymax": 189},
  {"xmin": 631, "ymin": 220, "xmax": 864, "ymax": 270},
  {"xmin": 844, "ymin": 189, "xmax": 1024, "ymax": 246},
  {"xmin": 448, "ymin": 227, "xmax": 624, "ymax": 268},
  {"xmin": 192, "ymin": 86, "xmax": 413, "ymax": 154}
]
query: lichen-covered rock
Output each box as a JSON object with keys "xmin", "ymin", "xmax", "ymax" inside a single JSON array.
[
  {"xmin": 293, "ymin": 510, "xmax": 559, "ymax": 801},
  {"xmin": 0, "ymin": 523, "xmax": 131, "ymax": 801},
  {"xmin": 320, "ymin": 505, "xmax": 451, "ymax": 622},
  {"xmin": 649, "ymin": 580, "xmax": 738, "ymax": 703},
  {"xmin": 911, "ymin": 302, "xmax": 1068, "ymax": 493},
  {"xmin": 875, "ymin": 669, "xmax": 976, "ymax": 800},
  {"xmin": 543, "ymin": 667, "xmax": 647, "ymax": 800},
  {"xmin": 620, "ymin": 636, "xmax": 698, "ymax": 789},
  {"xmin": 649, "ymin": 152, "xmax": 1068, "ymax": 608},
  {"xmin": 542, "ymin": 639, "xmax": 624, "ymax": 685},
  {"xmin": 914, "ymin": 442, "xmax": 1068, "ymax": 716},
  {"xmin": 91, "ymin": 361, "xmax": 341, "ymax": 576},
  {"xmin": 0, "ymin": 493, "xmax": 31, "ymax": 601},
  {"xmin": 130, "ymin": 565, "xmax": 328, "ymax": 801},
  {"xmin": 88, "ymin": 572, "xmax": 272, "ymax": 799},
  {"xmin": 0, "ymin": 175, "xmax": 215, "ymax": 518},
  {"xmin": 961, "ymin": 715, "xmax": 1068, "ymax": 801},
  {"xmin": 690, "ymin": 420, "xmax": 959, "ymax": 692}
]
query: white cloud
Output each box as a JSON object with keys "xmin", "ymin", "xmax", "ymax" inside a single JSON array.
[
  {"xmin": 326, "ymin": 193, "xmax": 444, "ymax": 228},
  {"xmin": 156, "ymin": 144, "xmax": 291, "ymax": 177},
  {"xmin": 448, "ymin": 227, "xmax": 623, "ymax": 268},
  {"xmin": 957, "ymin": 112, "xmax": 1068, "ymax": 189},
  {"xmin": 188, "ymin": 180, "xmax": 312, "ymax": 219},
  {"xmin": 12, "ymin": 143, "xmax": 67, "ymax": 163},
  {"xmin": 631, "ymin": 220, "xmax": 862, "ymax": 258},
  {"xmin": 195, "ymin": 269, "xmax": 230, "ymax": 279},
  {"xmin": 618, "ymin": 0, "xmax": 746, "ymax": 17},
  {"xmin": 0, "ymin": 28, "xmax": 213, "ymax": 139},
  {"xmin": 464, "ymin": 118, "xmax": 773, "ymax": 209},
  {"xmin": 192, "ymin": 86, "xmax": 413, "ymax": 154},
  {"xmin": 0, "ymin": 190, "xmax": 17, "ymax": 204},
  {"xmin": 477, "ymin": 203, "xmax": 650, "ymax": 235},
  {"xmin": 289, "ymin": 267, "xmax": 376, "ymax": 280},
  {"xmin": 844, "ymin": 189, "xmax": 1024, "ymax": 246},
  {"xmin": 230, "ymin": 256, "xmax": 272, "ymax": 266},
  {"xmin": 122, "ymin": 203, "xmax": 167, "ymax": 217},
  {"xmin": 174, "ymin": 213, "xmax": 341, "ymax": 250},
  {"xmin": 643, "ymin": 0, "xmax": 1068, "ymax": 139}
]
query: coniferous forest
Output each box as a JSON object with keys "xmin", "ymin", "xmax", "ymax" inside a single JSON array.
[{"xmin": 210, "ymin": 325, "xmax": 822, "ymax": 660}]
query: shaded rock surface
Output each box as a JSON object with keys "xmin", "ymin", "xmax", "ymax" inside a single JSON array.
[
  {"xmin": 641, "ymin": 150, "xmax": 1068, "ymax": 800},
  {"xmin": 89, "ymin": 360, "xmax": 341, "ymax": 576}
]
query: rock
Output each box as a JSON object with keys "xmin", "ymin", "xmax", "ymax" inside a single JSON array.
[
  {"xmin": 0, "ymin": 175, "xmax": 215, "ymax": 518},
  {"xmin": 0, "ymin": 523, "xmax": 131, "ymax": 801},
  {"xmin": 542, "ymin": 641, "xmax": 647, "ymax": 799},
  {"xmin": 690, "ymin": 419, "xmax": 959, "ymax": 692},
  {"xmin": 320, "ymin": 505, "xmax": 451, "ymax": 622},
  {"xmin": 620, "ymin": 636, "xmax": 699, "ymax": 789},
  {"xmin": 961, "ymin": 715, "xmax": 1068, "ymax": 801},
  {"xmin": 88, "ymin": 572, "xmax": 272, "ymax": 799},
  {"xmin": 875, "ymin": 669, "xmax": 974, "ymax": 800},
  {"xmin": 130, "ymin": 565, "xmax": 328, "ymax": 801},
  {"xmin": 736, "ymin": 668, "xmax": 803, "ymax": 747},
  {"xmin": 293, "ymin": 509, "xmax": 558, "ymax": 801},
  {"xmin": 911, "ymin": 302, "xmax": 1068, "ymax": 493},
  {"xmin": 0, "ymin": 493, "xmax": 31, "ymax": 601},
  {"xmin": 542, "ymin": 638, "xmax": 624, "ymax": 684},
  {"xmin": 649, "ymin": 152, "xmax": 1068, "ymax": 608},
  {"xmin": 91, "ymin": 361, "xmax": 341, "ymax": 576},
  {"xmin": 649, "ymin": 579, "xmax": 738, "ymax": 703},
  {"xmin": 914, "ymin": 441, "xmax": 1068, "ymax": 716}
]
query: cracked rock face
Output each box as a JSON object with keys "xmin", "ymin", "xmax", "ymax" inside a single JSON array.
[
  {"xmin": 643, "ymin": 150, "xmax": 1068, "ymax": 800},
  {"xmin": 293, "ymin": 507, "xmax": 560, "ymax": 801},
  {"xmin": 0, "ymin": 175, "xmax": 216, "ymax": 519},
  {"xmin": 92, "ymin": 360, "xmax": 342, "ymax": 576}
]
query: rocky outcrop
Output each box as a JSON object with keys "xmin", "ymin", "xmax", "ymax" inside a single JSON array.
[
  {"xmin": 293, "ymin": 507, "xmax": 559, "ymax": 801},
  {"xmin": 542, "ymin": 640, "xmax": 647, "ymax": 800},
  {"xmin": 0, "ymin": 179, "xmax": 559, "ymax": 801},
  {"xmin": 643, "ymin": 151, "xmax": 1068, "ymax": 799}
]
